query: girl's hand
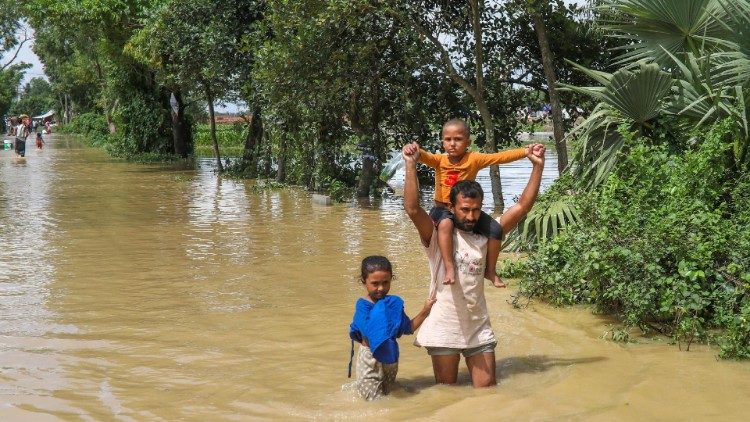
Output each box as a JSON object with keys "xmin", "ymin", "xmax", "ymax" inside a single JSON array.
[{"xmin": 423, "ymin": 297, "xmax": 437, "ymax": 313}]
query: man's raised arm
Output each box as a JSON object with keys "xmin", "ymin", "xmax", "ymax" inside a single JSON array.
[
  {"xmin": 402, "ymin": 142, "xmax": 434, "ymax": 246},
  {"xmin": 499, "ymin": 145, "xmax": 545, "ymax": 236}
]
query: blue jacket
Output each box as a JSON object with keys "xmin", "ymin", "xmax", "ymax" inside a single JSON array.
[{"xmin": 349, "ymin": 295, "xmax": 413, "ymax": 364}]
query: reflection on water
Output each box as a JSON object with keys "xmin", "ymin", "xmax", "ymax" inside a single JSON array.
[{"xmin": 1, "ymin": 135, "xmax": 749, "ymax": 420}]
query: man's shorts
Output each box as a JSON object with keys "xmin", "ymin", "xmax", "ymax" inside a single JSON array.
[
  {"xmin": 429, "ymin": 205, "xmax": 503, "ymax": 240},
  {"xmin": 14, "ymin": 139, "xmax": 26, "ymax": 157},
  {"xmin": 425, "ymin": 342, "xmax": 497, "ymax": 358}
]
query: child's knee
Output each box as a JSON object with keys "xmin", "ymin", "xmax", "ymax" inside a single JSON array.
[
  {"xmin": 438, "ymin": 218, "xmax": 454, "ymax": 232},
  {"xmin": 488, "ymin": 219, "xmax": 502, "ymax": 240}
]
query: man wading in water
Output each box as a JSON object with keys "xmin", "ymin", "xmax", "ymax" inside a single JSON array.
[
  {"xmin": 13, "ymin": 114, "xmax": 30, "ymax": 158},
  {"xmin": 401, "ymin": 141, "xmax": 545, "ymax": 387}
]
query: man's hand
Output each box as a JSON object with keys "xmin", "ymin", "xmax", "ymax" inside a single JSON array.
[{"xmin": 402, "ymin": 141, "xmax": 420, "ymax": 163}]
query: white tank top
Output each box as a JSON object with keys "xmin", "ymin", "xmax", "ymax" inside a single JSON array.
[{"xmin": 415, "ymin": 229, "xmax": 496, "ymax": 349}]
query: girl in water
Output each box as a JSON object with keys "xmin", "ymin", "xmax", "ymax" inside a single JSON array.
[{"xmin": 348, "ymin": 256, "xmax": 435, "ymax": 400}]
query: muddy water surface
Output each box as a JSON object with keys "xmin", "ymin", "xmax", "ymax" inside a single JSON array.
[{"xmin": 0, "ymin": 135, "xmax": 748, "ymax": 421}]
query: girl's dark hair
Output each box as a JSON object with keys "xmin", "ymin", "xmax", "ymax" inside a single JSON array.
[{"xmin": 360, "ymin": 255, "xmax": 393, "ymax": 282}]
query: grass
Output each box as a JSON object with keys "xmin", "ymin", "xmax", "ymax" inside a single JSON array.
[{"xmin": 194, "ymin": 123, "xmax": 246, "ymax": 158}]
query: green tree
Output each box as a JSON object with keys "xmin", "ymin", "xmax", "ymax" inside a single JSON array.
[
  {"xmin": 24, "ymin": 0, "xmax": 173, "ymax": 156},
  {"xmin": 256, "ymin": 0, "xmax": 438, "ymax": 196},
  {"xmin": 11, "ymin": 77, "xmax": 56, "ymax": 117},
  {"xmin": 1, "ymin": 0, "xmax": 32, "ymax": 132},
  {"xmin": 130, "ymin": 0, "xmax": 264, "ymax": 168}
]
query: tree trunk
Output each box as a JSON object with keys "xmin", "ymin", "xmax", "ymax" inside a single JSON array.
[
  {"xmin": 476, "ymin": 100, "xmax": 504, "ymax": 210},
  {"xmin": 305, "ymin": 135, "xmax": 316, "ymax": 190},
  {"xmin": 205, "ymin": 86, "xmax": 223, "ymax": 172},
  {"xmin": 532, "ymin": 10, "xmax": 568, "ymax": 173},
  {"xmin": 356, "ymin": 99, "xmax": 382, "ymax": 197},
  {"xmin": 64, "ymin": 94, "xmax": 72, "ymax": 124},
  {"xmin": 243, "ymin": 104, "xmax": 263, "ymax": 172},
  {"xmin": 276, "ymin": 134, "xmax": 286, "ymax": 183},
  {"xmin": 263, "ymin": 134, "xmax": 272, "ymax": 176},
  {"xmin": 170, "ymin": 90, "xmax": 190, "ymax": 158},
  {"xmin": 106, "ymin": 98, "xmax": 118, "ymax": 134}
]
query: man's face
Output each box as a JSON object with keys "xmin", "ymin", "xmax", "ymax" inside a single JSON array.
[{"xmin": 449, "ymin": 193, "xmax": 482, "ymax": 232}]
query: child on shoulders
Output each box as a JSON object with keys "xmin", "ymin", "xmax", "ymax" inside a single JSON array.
[{"xmin": 403, "ymin": 118, "xmax": 543, "ymax": 287}]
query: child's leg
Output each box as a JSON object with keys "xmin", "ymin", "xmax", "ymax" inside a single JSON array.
[
  {"xmin": 476, "ymin": 212, "xmax": 505, "ymax": 288},
  {"xmin": 356, "ymin": 346, "xmax": 385, "ymax": 400},
  {"xmin": 486, "ymin": 237, "xmax": 505, "ymax": 288},
  {"xmin": 437, "ymin": 217, "xmax": 457, "ymax": 285}
]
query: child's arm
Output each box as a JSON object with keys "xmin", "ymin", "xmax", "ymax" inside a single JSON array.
[
  {"xmin": 410, "ymin": 298, "xmax": 437, "ymax": 331},
  {"xmin": 475, "ymin": 147, "xmax": 528, "ymax": 168},
  {"xmin": 417, "ymin": 148, "xmax": 441, "ymax": 168}
]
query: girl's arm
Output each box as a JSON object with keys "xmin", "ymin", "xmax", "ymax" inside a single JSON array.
[{"xmin": 410, "ymin": 298, "xmax": 437, "ymax": 331}]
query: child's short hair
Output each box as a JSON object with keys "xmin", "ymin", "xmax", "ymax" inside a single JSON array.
[
  {"xmin": 449, "ymin": 180, "xmax": 484, "ymax": 205},
  {"xmin": 442, "ymin": 118, "xmax": 470, "ymax": 137},
  {"xmin": 360, "ymin": 256, "xmax": 392, "ymax": 281}
]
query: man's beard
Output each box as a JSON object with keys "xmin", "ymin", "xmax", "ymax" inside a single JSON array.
[{"xmin": 454, "ymin": 218, "xmax": 475, "ymax": 232}]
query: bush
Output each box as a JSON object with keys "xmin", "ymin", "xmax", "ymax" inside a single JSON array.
[
  {"xmin": 59, "ymin": 113, "xmax": 109, "ymax": 138},
  {"xmin": 518, "ymin": 119, "xmax": 750, "ymax": 358}
]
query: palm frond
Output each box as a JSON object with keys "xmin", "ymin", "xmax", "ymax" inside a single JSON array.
[
  {"xmin": 503, "ymin": 200, "xmax": 581, "ymax": 251},
  {"xmin": 599, "ymin": 0, "xmax": 731, "ymax": 66}
]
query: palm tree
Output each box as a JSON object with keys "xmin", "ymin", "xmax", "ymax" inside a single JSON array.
[
  {"xmin": 570, "ymin": 0, "xmax": 750, "ymax": 187},
  {"xmin": 506, "ymin": 0, "xmax": 750, "ymax": 249}
]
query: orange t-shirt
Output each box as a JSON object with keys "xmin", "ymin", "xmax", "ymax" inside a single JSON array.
[{"xmin": 418, "ymin": 148, "xmax": 527, "ymax": 203}]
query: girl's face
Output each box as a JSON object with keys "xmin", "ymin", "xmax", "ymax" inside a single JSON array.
[{"xmin": 363, "ymin": 270, "xmax": 392, "ymax": 302}]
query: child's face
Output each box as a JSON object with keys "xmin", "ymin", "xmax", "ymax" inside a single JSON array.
[
  {"xmin": 363, "ymin": 270, "xmax": 392, "ymax": 302},
  {"xmin": 442, "ymin": 124, "xmax": 470, "ymax": 159}
]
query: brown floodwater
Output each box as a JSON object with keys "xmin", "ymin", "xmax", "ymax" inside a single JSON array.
[{"xmin": 0, "ymin": 135, "xmax": 748, "ymax": 421}]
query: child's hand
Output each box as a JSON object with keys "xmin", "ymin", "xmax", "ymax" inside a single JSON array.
[
  {"xmin": 402, "ymin": 141, "xmax": 420, "ymax": 162},
  {"xmin": 528, "ymin": 144, "xmax": 545, "ymax": 166},
  {"xmin": 423, "ymin": 297, "xmax": 437, "ymax": 313}
]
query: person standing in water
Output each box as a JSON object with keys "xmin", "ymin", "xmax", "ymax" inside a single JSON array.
[
  {"xmin": 13, "ymin": 114, "xmax": 30, "ymax": 158},
  {"xmin": 402, "ymin": 141, "xmax": 545, "ymax": 387},
  {"xmin": 36, "ymin": 132, "xmax": 45, "ymax": 150},
  {"xmin": 348, "ymin": 256, "xmax": 435, "ymax": 400}
]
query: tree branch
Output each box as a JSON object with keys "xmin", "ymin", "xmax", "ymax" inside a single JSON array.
[
  {"xmin": 384, "ymin": 6, "xmax": 479, "ymax": 101},
  {"xmin": 1, "ymin": 28, "xmax": 33, "ymax": 71},
  {"xmin": 469, "ymin": 0, "xmax": 485, "ymax": 98}
]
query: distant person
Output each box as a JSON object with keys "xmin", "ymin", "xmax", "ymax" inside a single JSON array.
[
  {"xmin": 9, "ymin": 116, "xmax": 18, "ymax": 136},
  {"xmin": 348, "ymin": 256, "xmax": 435, "ymax": 400},
  {"xmin": 45, "ymin": 120, "xmax": 51, "ymax": 134},
  {"xmin": 13, "ymin": 114, "xmax": 30, "ymax": 158},
  {"xmin": 403, "ymin": 118, "xmax": 542, "ymax": 288},
  {"xmin": 402, "ymin": 141, "xmax": 545, "ymax": 388},
  {"xmin": 36, "ymin": 132, "xmax": 45, "ymax": 150}
]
